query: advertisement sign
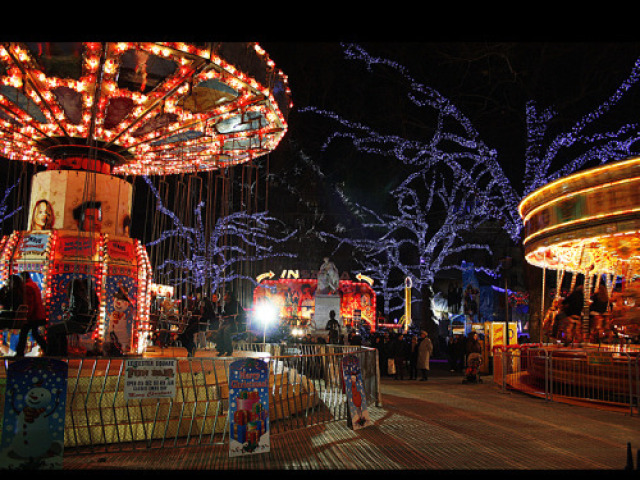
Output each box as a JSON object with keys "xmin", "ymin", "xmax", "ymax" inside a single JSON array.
[
  {"xmin": 490, "ymin": 322, "xmax": 518, "ymax": 348},
  {"xmin": 341, "ymin": 355, "xmax": 373, "ymax": 430},
  {"xmin": 28, "ymin": 169, "xmax": 133, "ymax": 236},
  {"xmin": 106, "ymin": 239, "xmax": 135, "ymax": 263},
  {"xmin": 17, "ymin": 232, "xmax": 50, "ymax": 259},
  {"xmin": 253, "ymin": 277, "xmax": 376, "ymax": 328},
  {"xmin": 228, "ymin": 358, "xmax": 270, "ymax": 457},
  {"xmin": 47, "ymin": 268, "xmax": 98, "ymax": 324},
  {"xmin": 123, "ymin": 358, "xmax": 177, "ymax": 400},
  {"xmin": 55, "ymin": 235, "xmax": 100, "ymax": 260},
  {"xmin": 0, "ymin": 358, "xmax": 68, "ymax": 469}
]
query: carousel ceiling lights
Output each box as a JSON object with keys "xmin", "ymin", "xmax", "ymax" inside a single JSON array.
[
  {"xmin": 519, "ymin": 156, "xmax": 640, "ymax": 274},
  {"xmin": 0, "ymin": 42, "xmax": 292, "ymax": 176}
]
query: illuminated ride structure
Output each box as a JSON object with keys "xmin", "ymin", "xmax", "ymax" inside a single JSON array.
[
  {"xmin": 0, "ymin": 42, "xmax": 291, "ymax": 355},
  {"xmin": 519, "ymin": 156, "xmax": 640, "ymax": 343},
  {"xmin": 252, "ymin": 274, "xmax": 377, "ymax": 335}
]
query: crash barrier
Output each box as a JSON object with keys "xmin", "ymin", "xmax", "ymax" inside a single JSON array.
[
  {"xmin": 0, "ymin": 344, "xmax": 380, "ymax": 455},
  {"xmin": 493, "ymin": 344, "xmax": 640, "ymax": 415}
]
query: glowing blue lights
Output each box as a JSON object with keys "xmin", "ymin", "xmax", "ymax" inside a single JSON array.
[{"xmin": 143, "ymin": 176, "xmax": 296, "ymax": 292}]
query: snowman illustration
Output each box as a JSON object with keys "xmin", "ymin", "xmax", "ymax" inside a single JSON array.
[
  {"xmin": 105, "ymin": 284, "xmax": 134, "ymax": 354},
  {"xmin": 5, "ymin": 378, "xmax": 63, "ymax": 461}
]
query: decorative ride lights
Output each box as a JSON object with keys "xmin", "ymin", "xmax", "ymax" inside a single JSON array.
[
  {"xmin": 519, "ymin": 156, "xmax": 640, "ymax": 276},
  {"xmin": 0, "ymin": 42, "xmax": 292, "ymax": 175},
  {"xmin": 0, "ymin": 42, "xmax": 292, "ymax": 355},
  {"xmin": 519, "ymin": 156, "xmax": 640, "ymax": 339}
]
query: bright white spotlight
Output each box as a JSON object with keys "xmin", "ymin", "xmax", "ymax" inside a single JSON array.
[{"xmin": 254, "ymin": 302, "xmax": 277, "ymax": 343}]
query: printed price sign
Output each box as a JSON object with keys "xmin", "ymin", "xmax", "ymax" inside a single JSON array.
[{"xmin": 123, "ymin": 358, "xmax": 177, "ymax": 400}]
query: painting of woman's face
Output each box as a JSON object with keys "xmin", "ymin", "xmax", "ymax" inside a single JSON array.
[{"xmin": 31, "ymin": 200, "xmax": 53, "ymax": 230}]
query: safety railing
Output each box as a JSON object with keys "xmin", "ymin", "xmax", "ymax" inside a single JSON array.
[
  {"xmin": 0, "ymin": 343, "xmax": 380, "ymax": 456},
  {"xmin": 493, "ymin": 344, "xmax": 640, "ymax": 416}
]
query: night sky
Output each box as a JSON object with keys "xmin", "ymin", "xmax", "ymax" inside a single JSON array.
[{"xmin": 261, "ymin": 42, "xmax": 640, "ymax": 194}]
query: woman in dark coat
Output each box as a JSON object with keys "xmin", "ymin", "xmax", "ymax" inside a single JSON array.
[{"xmin": 409, "ymin": 335, "xmax": 419, "ymax": 380}]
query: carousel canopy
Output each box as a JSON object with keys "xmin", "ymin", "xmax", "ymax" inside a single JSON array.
[
  {"xmin": 519, "ymin": 156, "xmax": 640, "ymax": 275},
  {"xmin": 0, "ymin": 42, "xmax": 292, "ymax": 176}
]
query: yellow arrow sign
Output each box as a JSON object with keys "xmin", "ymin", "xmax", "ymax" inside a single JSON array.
[
  {"xmin": 356, "ymin": 273, "xmax": 374, "ymax": 286},
  {"xmin": 256, "ymin": 271, "xmax": 275, "ymax": 283}
]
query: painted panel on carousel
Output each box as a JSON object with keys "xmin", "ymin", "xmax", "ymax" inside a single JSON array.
[
  {"xmin": 28, "ymin": 170, "xmax": 133, "ymax": 236},
  {"xmin": 54, "ymin": 233, "xmax": 100, "ymax": 261},
  {"xmin": 47, "ymin": 267, "xmax": 98, "ymax": 328},
  {"xmin": 103, "ymin": 272, "xmax": 137, "ymax": 355},
  {"xmin": 105, "ymin": 237, "xmax": 137, "ymax": 266}
]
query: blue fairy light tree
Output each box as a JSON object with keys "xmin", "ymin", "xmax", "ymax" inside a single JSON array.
[
  {"xmin": 0, "ymin": 178, "xmax": 22, "ymax": 234},
  {"xmin": 143, "ymin": 176, "xmax": 297, "ymax": 294},
  {"xmin": 299, "ymin": 44, "xmax": 640, "ymax": 330},
  {"xmin": 523, "ymin": 56, "xmax": 640, "ymax": 196}
]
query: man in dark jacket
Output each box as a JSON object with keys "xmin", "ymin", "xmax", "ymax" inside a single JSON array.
[
  {"xmin": 325, "ymin": 310, "xmax": 341, "ymax": 344},
  {"xmin": 391, "ymin": 333, "xmax": 409, "ymax": 380},
  {"xmin": 217, "ymin": 291, "xmax": 243, "ymax": 356}
]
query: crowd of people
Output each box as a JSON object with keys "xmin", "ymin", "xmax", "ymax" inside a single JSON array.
[
  {"xmin": 151, "ymin": 290, "xmax": 246, "ymax": 357},
  {"xmin": 0, "ymin": 276, "xmax": 248, "ymax": 357},
  {"xmin": 0, "ymin": 272, "xmax": 55, "ymax": 357},
  {"xmin": 371, "ymin": 329, "xmax": 483, "ymax": 381}
]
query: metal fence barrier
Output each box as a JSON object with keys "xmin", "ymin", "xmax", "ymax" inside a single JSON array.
[
  {"xmin": 493, "ymin": 344, "xmax": 640, "ymax": 416},
  {"xmin": 0, "ymin": 344, "xmax": 380, "ymax": 456}
]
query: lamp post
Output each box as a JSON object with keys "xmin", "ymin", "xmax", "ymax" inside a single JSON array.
[{"xmin": 500, "ymin": 257, "xmax": 513, "ymax": 347}]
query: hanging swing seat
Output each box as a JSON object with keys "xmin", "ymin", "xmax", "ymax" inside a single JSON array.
[
  {"xmin": 62, "ymin": 310, "xmax": 99, "ymax": 336},
  {"xmin": 0, "ymin": 305, "xmax": 29, "ymax": 329}
]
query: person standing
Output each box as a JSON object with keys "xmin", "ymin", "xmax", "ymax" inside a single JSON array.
[
  {"xmin": 0, "ymin": 274, "xmax": 23, "ymax": 311},
  {"xmin": 454, "ymin": 334, "xmax": 466, "ymax": 373},
  {"xmin": 447, "ymin": 283, "xmax": 455, "ymax": 313},
  {"xmin": 409, "ymin": 335, "xmax": 419, "ymax": 380},
  {"xmin": 417, "ymin": 330, "xmax": 433, "ymax": 381},
  {"xmin": 562, "ymin": 284, "xmax": 584, "ymax": 343},
  {"xmin": 465, "ymin": 331, "xmax": 482, "ymax": 368},
  {"xmin": 325, "ymin": 310, "xmax": 341, "ymax": 344},
  {"xmin": 447, "ymin": 335, "xmax": 459, "ymax": 372},
  {"xmin": 391, "ymin": 333, "xmax": 409, "ymax": 380},
  {"xmin": 217, "ymin": 291, "xmax": 242, "ymax": 356},
  {"xmin": 15, "ymin": 272, "xmax": 47, "ymax": 357}
]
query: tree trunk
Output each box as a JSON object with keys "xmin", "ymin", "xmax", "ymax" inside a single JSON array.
[{"xmin": 420, "ymin": 283, "xmax": 440, "ymax": 355}]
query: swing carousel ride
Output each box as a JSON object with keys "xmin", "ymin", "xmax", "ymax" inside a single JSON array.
[
  {"xmin": 0, "ymin": 42, "xmax": 292, "ymax": 355},
  {"xmin": 519, "ymin": 156, "xmax": 640, "ymax": 344}
]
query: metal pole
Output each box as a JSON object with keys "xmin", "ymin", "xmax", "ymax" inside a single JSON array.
[{"xmin": 505, "ymin": 275, "xmax": 509, "ymax": 345}]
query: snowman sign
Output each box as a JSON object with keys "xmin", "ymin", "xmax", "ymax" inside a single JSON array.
[{"xmin": 0, "ymin": 358, "xmax": 68, "ymax": 469}]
